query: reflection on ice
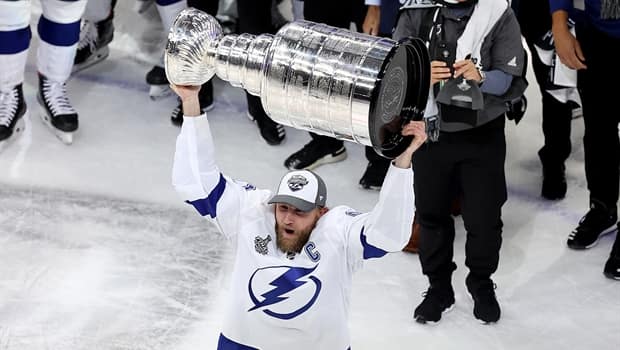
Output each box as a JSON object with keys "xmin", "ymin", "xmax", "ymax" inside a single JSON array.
[{"xmin": 0, "ymin": 187, "xmax": 227, "ymax": 350}]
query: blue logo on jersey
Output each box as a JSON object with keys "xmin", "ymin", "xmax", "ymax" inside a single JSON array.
[{"xmin": 248, "ymin": 265, "xmax": 322, "ymax": 320}]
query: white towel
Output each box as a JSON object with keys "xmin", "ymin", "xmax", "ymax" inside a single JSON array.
[
  {"xmin": 424, "ymin": 0, "xmax": 507, "ymax": 118},
  {"xmin": 456, "ymin": 0, "xmax": 507, "ymax": 68}
]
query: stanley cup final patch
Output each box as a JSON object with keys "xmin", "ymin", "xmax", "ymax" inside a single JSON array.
[{"xmin": 255, "ymin": 235, "xmax": 272, "ymax": 255}]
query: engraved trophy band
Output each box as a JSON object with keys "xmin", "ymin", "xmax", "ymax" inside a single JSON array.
[{"xmin": 165, "ymin": 8, "xmax": 430, "ymax": 158}]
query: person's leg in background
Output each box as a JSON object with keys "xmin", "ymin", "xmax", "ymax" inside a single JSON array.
[
  {"xmin": 236, "ymin": 0, "xmax": 285, "ymax": 145},
  {"xmin": 571, "ymin": 22, "xmax": 619, "ymax": 279},
  {"xmin": 73, "ymin": 0, "xmax": 116, "ymax": 73},
  {"xmin": 513, "ymin": 0, "xmax": 574, "ymax": 200},
  {"xmin": 0, "ymin": 0, "xmax": 31, "ymax": 150},
  {"xmin": 459, "ymin": 121, "xmax": 507, "ymax": 324},
  {"xmin": 411, "ymin": 140, "xmax": 459, "ymax": 324},
  {"xmin": 145, "ymin": 0, "xmax": 186, "ymax": 99},
  {"xmin": 37, "ymin": 0, "xmax": 88, "ymax": 144}
]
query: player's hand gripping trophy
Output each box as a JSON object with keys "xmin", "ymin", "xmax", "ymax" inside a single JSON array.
[{"xmin": 165, "ymin": 8, "xmax": 430, "ymax": 158}]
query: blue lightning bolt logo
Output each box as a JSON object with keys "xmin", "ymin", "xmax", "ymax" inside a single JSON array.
[{"xmin": 247, "ymin": 265, "xmax": 322, "ymax": 320}]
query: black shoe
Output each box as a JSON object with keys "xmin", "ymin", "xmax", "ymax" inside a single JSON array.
[
  {"xmin": 0, "ymin": 84, "xmax": 27, "ymax": 144},
  {"xmin": 604, "ymin": 231, "xmax": 620, "ymax": 280},
  {"xmin": 171, "ymin": 82, "xmax": 214, "ymax": 127},
  {"xmin": 466, "ymin": 275, "xmax": 500, "ymax": 324},
  {"xmin": 359, "ymin": 160, "xmax": 390, "ymax": 190},
  {"xmin": 146, "ymin": 66, "xmax": 168, "ymax": 85},
  {"xmin": 73, "ymin": 12, "xmax": 114, "ymax": 73},
  {"xmin": 284, "ymin": 139, "xmax": 347, "ymax": 170},
  {"xmin": 539, "ymin": 150, "xmax": 567, "ymax": 200},
  {"xmin": 568, "ymin": 200, "xmax": 618, "ymax": 249},
  {"xmin": 413, "ymin": 284, "xmax": 455, "ymax": 324},
  {"xmin": 247, "ymin": 111, "xmax": 285, "ymax": 145}
]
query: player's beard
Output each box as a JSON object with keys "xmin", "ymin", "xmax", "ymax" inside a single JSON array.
[{"xmin": 275, "ymin": 222, "xmax": 315, "ymax": 254}]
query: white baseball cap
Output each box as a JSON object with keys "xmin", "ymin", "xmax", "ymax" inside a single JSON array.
[{"xmin": 268, "ymin": 170, "xmax": 327, "ymax": 212}]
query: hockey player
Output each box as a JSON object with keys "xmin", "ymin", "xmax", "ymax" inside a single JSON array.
[
  {"xmin": 171, "ymin": 83, "xmax": 427, "ymax": 350},
  {"xmin": 0, "ymin": 0, "xmax": 88, "ymax": 146}
]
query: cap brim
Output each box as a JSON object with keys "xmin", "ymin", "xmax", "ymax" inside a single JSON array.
[{"xmin": 268, "ymin": 195, "xmax": 316, "ymax": 212}]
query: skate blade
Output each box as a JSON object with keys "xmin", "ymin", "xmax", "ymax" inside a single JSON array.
[
  {"xmin": 72, "ymin": 46, "xmax": 110, "ymax": 74},
  {"xmin": 0, "ymin": 112, "xmax": 27, "ymax": 152},
  {"xmin": 149, "ymin": 85, "xmax": 173, "ymax": 101},
  {"xmin": 39, "ymin": 108, "xmax": 75, "ymax": 145}
]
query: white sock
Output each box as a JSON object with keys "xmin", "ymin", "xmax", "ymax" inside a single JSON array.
[
  {"xmin": 0, "ymin": 51, "xmax": 28, "ymax": 90},
  {"xmin": 37, "ymin": 41, "xmax": 78, "ymax": 82},
  {"xmin": 156, "ymin": 0, "xmax": 187, "ymax": 36}
]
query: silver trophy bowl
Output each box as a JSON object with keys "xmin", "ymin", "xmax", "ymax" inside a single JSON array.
[{"xmin": 166, "ymin": 8, "xmax": 430, "ymax": 158}]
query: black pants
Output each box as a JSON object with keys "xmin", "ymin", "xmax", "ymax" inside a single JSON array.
[
  {"xmin": 527, "ymin": 41, "xmax": 574, "ymax": 166},
  {"xmin": 236, "ymin": 0, "xmax": 274, "ymax": 122},
  {"xmin": 412, "ymin": 118, "xmax": 507, "ymax": 281},
  {"xmin": 514, "ymin": 0, "xmax": 573, "ymax": 167},
  {"xmin": 576, "ymin": 22, "xmax": 620, "ymax": 208}
]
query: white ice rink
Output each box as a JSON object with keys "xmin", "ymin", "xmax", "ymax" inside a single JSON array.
[{"xmin": 1, "ymin": 2, "xmax": 618, "ymax": 349}]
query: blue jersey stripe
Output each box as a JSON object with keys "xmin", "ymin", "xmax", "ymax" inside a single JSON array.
[
  {"xmin": 186, "ymin": 174, "xmax": 226, "ymax": 218},
  {"xmin": 217, "ymin": 334, "xmax": 260, "ymax": 350},
  {"xmin": 37, "ymin": 16, "xmax": 80, "ymax": 47},
  {"xmin": 360, "ymin": 227, "xmax": 388, "ymax": 259},
  {"xmin": 0, "ymin": 27, "xmax": 31, "ymax": 54}
]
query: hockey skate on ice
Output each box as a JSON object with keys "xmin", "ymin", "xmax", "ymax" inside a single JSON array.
[
  {"xmin": 37, "ymin": 74, "xmax": 78, "ymax": 145},
  {"xmin": 146, "ymin": 65, "xmax": 173, "ymax": 100},
  {"xmin": 0, "ymin": 84, "xmax": 27, "ymax": 152},
  {"xmin": 72, "ymin": 12, "xmax": 115, "ymax": 74}
]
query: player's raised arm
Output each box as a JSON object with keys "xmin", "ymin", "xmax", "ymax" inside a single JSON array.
[
  {"xmin": 347, "ymin": 121, "xmax": 426, "ymax": 258},
  {"xmin": 170, "ymin": 84, "xmax": 270, "ymax": 238}
]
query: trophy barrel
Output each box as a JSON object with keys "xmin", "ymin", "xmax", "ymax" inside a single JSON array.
[{"xmin": 259, "ymin": 21, "xmax": 429, "ymax": 158}]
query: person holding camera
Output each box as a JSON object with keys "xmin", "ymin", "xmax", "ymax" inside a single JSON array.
[{"xmin": 394, "ymin": 0, "xmax": 527, "ymax": 324}]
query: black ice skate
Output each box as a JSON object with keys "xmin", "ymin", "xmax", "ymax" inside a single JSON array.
[
  {"xmin": 37, "ymin": 74, "xmax": 78, "ymax": 145},
  {"xmin": 72, "ymin": 12, "xmax": 115, "ymax": 74},
  {"xmin": 0, "ymin": 84, "xmax": 27, "ymax": 152},
  {"xmin": 146, "ymin": 65, "xmax": 173, "ymax": 100}
]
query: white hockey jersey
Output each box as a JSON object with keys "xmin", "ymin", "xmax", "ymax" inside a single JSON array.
[{"xmin": 172, "ymin": 116, "xmax": 415, "ymax": 350}]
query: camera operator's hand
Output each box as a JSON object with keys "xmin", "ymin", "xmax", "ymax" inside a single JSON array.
[
  {"xmin": 170, "ymin": 84, "xmax": 201, "ymax": 117},
  {"xmin": 394, "ymin": 121, "xmax": 427, "ymax": 169},
  {"xmin": 453, "ymin": 59, "xmax": 482, "ymax": 82},
  {"xmin": 431, "ymin": 60, "xmax": 452, "ymax": 86}
]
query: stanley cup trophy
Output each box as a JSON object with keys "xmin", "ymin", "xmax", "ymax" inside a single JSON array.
[{"xmin": 165, "ymin": 8, "xmax": 430, "ymax": 158}]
